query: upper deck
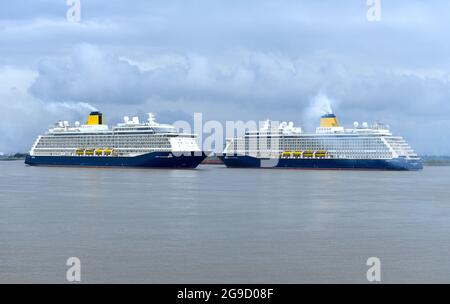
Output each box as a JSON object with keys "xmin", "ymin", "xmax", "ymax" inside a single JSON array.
[
  {"xmin": 242, "ymin": 119, "xmax": 392, "ymax": 138},
  {"xmin": 47, "ymin": 113, "xmax": 195, "ymax": 138}
]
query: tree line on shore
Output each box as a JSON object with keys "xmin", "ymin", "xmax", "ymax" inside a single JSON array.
[{"xmin": 0, "ymin": 153, "xmax": 28, "ymax": 160}]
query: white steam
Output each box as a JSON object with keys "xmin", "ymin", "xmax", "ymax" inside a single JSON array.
[
  {"xmin": 302, "ymin": 92, "xmax": 338, "ymax": 130},
  {"xmin": 308, "ymin": 92, "xmax": 334, "ymax": 116},
  {"xmin": 45, "ymin": 101, "xmax": 98, "ymax": 113}
]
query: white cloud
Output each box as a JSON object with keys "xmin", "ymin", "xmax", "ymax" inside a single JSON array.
[{"xmin": 1, "ymin": 0, "xmax": 450, "ymax": 154}]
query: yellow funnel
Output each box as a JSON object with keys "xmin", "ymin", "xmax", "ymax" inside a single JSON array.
[
  {"xmin": 87, "ymin": 111, "xmax": 103, "ymax": 125},
  {"xmin": 320, "ymin": 114, "xmax": 339, "ymax": 128}
]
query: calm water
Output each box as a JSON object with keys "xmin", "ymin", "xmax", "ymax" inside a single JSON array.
[{"xmin": 0, "ymin": 161, "xmax": 449, "ymax": 283}]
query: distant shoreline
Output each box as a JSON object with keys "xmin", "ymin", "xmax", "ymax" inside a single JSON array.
[
  {"xmin": 421, "ymin": 156, "xmax": 450, "ymax": 166},
  {"xmin": 423, "ymin": 161, "xmax": 450, "ymax": 166},
  {"xmin": 0, "ymin": 158, "xmax": 25, "ymax": 161},
  {"xmin": 0, "ymin": 153, "xmax": 27, "ymax": 161}
]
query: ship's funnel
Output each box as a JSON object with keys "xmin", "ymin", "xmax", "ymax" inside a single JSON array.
[
  {"xmin": 320, "ymin": 113, "xmax": 340, "ymax": 128},
  {"xmin": 87, "ymin": 111, "xmax": 103, "ymax": 125}
]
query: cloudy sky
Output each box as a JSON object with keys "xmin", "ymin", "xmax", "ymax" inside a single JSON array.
[{"xmin": 0, "ymin": 0, "xmax": 449, "ymax": 154}]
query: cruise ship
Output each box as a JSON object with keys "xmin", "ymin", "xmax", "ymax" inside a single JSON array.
[
  {"xmin": 220, "ymin": 113, "xmax": 423, "ymax": 170},
  {"xmin": 25, "ymin": 111, "xmax": 208, "ymax": 168}
]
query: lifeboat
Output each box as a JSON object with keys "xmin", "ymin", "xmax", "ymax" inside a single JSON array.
[
  {"xmin": 104, "ymin": 149, "xmax": 113, "ymax": 156},
  {"xmin": 75, "ymin": 149, "xmax": 84, "ymax": 156},
  {"xmin": 315, "ymin": 150, "xmax": 328, "ymax": 158},
  {"xmin": 282, "ymin": 151, "xmax": 292, "ymax": 158},
  {"xmin": 293, "ymin": 151, "xmax": 302, "ymax": 158},
  {"xmin": 303, "ymin": 151, "xmax": 314, "ymax": 158},
  {"xmin": 85, "ymin": 149, "xmax": 94, "ymax": 156}
]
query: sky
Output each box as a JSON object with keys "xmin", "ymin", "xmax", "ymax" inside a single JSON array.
[{"xmin": 0, "ymin": 0, "xmax": 449, "ymax": 154}]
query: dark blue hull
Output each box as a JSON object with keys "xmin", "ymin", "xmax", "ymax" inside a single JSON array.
[
  {"xmin": 219, "ymin": 155, "xmax": 423, "ymax": 171},
  {"xmin": 25, "ymin": 152, "xmax": 208, "ymax": 169}
]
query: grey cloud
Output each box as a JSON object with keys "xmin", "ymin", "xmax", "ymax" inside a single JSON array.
[
  {"xmin": 29, "ymin": 44, "xmax": 450, "ymax": 119},
  {"xmin": 30, "ymin": 44, "xmax": 147, "ymax": 104},
  {"xmin": 1, "ymin": 0, "xmax": 450, "ymax": 154}
]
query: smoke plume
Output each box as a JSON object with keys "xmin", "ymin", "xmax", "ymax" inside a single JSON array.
[{"xmin": 302, "ymin": 92, "xmax": 337, "ymax": 131}]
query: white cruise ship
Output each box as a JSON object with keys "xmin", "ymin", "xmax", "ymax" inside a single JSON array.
[
  {"xmin": 25, "ymin": 111, "xmax": 207, "ymax": 168},
  {"xmin": 220, "ymin": 113, "xmax": 423, "ymax": 170}
]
